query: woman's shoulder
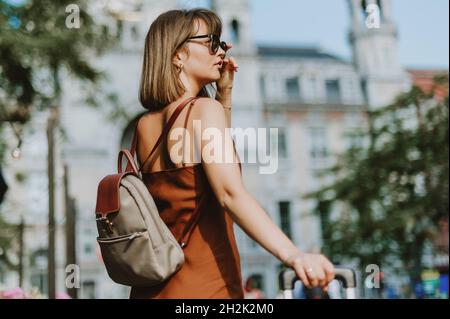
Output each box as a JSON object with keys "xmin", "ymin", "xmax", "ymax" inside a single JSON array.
[
  {"xmin": 191, "ymin": 97, "xmax": 227, "ymax": 119},
  {"xmin": 193, "ymin": 96, "xmax": 222, "ymax": 107}
]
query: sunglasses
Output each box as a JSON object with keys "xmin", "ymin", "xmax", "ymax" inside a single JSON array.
[{"xmin": 186, "ymin": 34, "xmax": 228, "ymax": 55}]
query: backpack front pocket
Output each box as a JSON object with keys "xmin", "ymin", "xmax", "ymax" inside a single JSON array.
[
  {"xmin": 97, "ymin": 230, "xmax": 156, "ymax": 286},
  {"xmin": 97, "ymin": 231, "xmax": 145, "ymax": 245}
]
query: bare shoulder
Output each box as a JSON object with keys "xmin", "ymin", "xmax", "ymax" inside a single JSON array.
[
  {"xmin": 137, "ymin": 111, "xmax": 150, "ymax": 126},
  {"xmin": 191, "ymin": 97, "xmax": 226, "ymax": 119},
  {"xmin": 136, "ymin": 111, "xmax": 163, "ymax": 146}
]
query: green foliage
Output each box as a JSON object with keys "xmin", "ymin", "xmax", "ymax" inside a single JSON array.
[
  {"xmin": 0, "ymin": 0, "xmax": 118, "ymax": 274},
  {"xmin": 0, "ymin": 0, "xmax": 115, "ymax": 113},
  {"xmin": 308, "ymin": 76, "xmax": 449, "ymax": 283},
  {"xmin": 0, "ymin": 0, "xmax": 119, "ymax": 161}
]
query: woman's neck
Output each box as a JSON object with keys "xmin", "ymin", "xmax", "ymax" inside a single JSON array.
[{"xmin": 179, "ymin": 73, "xmax": 208, "ymax": 98}]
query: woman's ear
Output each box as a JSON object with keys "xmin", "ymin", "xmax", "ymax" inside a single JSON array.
[
  {"xmin": 172, "ymin": 54, "xmax": 182, "ymax": 68},
  {"xmin": 173, "ymin": 48, "xmax": 188, "ymax": 69}
]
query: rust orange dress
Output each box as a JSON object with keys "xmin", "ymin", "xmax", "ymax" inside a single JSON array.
[{"xmin": 129, "ymin": 97, "xmax": 244, "ymax": 299}]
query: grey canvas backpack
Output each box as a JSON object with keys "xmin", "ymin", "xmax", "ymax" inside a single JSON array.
[{"xmin": 94, "ymin": 97, "xmax": 202, "ymax": 287}]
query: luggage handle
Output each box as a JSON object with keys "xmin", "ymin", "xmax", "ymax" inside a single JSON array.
[{"xmin": 279, "ymin": 266, "xmax": 357, "ymax": 299}]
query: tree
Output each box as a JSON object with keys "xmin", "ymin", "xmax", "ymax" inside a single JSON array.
[
  {"xmin": 0, "ymin": 0, "xmax": 119, "ymax": 281},
  {"xmin": 0, "ymin": 0, "xmax": 119, "ymax": 152},
  {"xmin": 308, "ymin": 75, "xmax": 449, "ymax": 290}
]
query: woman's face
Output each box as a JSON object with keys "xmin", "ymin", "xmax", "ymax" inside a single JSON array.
[{"xmin": 177, "ymin": 19, "xmax": 226, "ymax": 87}]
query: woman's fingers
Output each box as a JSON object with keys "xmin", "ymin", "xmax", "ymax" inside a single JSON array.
[
  {"xmin": 315, "ymin": 265, "xmax": 327, "ymax": 288},
  {"xmin": 305, "ymin": 263, "xmax": 319, "ymax": 287},
  {"xmin": 294, "ymin": 263, "xmax": 311, "ymax": 288},
  {"xmin": 228, "ymin": 56, "xmax": 239, "ymax": 70},
  {"xmin": 221, "ymin": 57, "xmax": 238, "ymax": 72},
  {"xmin": 290, "ymin": 253, "xmax": 335, "ymax": 290},
  {"xmin": 223, "ymin": 43, "xmax": 237, "ymax": 70},
  {"xmin": 310, "ymin": 256, "xmax": 328, "ymax": 288},
  {"xmin": 320, "ymin": 254, "xmax": 335, "ymax": 284}
]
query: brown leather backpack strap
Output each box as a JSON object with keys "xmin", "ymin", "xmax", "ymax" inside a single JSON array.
[
  {"xmin": 118, "ymin": 149, "xmax": 139, "ymax": 174},
  {"xmin": 129, "ymin": 96, "xmax": 200, "ymax": 172},
  {"xmin": 124, "ymin": 118, "xmax": 141, "ymax": 173},
  {"xmin": 129, "ymin": 121, "xmax": 139, "ymax": 158},
  {"xmin": 178, "ymin": 192, "xmax": 208, "ymax": 248}
]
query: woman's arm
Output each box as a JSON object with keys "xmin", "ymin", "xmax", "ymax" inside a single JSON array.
[
  {"xmin": 215, "ymin": 52, "xmax": 237, "ymax": 128},
  {"xmin": 192, "ymin": 98, "xmax": 335, "ymax": 289},
  {"xmin": 215, "ymin": 87, "xmax": 232, "ymax": 127},
  {"xmin": 214, "ymin": 89, "xmax": 295, "ymax": 266}
]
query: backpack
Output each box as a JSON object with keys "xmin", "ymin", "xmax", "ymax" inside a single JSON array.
[{"xmin": 95, "ymin": 96, "xmax": 202, "ymax": 287}]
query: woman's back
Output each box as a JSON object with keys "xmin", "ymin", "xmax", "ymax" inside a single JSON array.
[{"xmin": 136, "ymin": 97, "xmax": 201, "ymax": 173}]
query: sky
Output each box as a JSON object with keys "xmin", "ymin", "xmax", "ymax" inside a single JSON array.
[
  {"xmin": 7, "ymin": 0, "xmax": 450, "ymax": 68},
  {"xmin": 249, "ymin": 0, "xmax": 449, "ymax": 69},
  {"xmin": 184, "ymin": 0, "xmax": 449, "ymax": 69}
]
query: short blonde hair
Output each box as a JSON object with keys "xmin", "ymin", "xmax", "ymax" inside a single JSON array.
[{"xmin": 139, "ymin": 8, "xmax": 222, "ymax": 111}]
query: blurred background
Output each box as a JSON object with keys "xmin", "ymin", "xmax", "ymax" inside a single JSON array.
[{"xmin": 0, "ymin": 0, "xmax": 448, "ymax": 299}]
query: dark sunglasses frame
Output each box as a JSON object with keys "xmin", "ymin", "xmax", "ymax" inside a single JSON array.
[{"xmin": 186, "ymin": 34, "xmax": 228, "ymax": 55}]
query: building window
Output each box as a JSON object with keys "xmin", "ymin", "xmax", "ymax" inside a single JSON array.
[
  {"xmin": 360, "ymin": 0, "xmax": 368, "ymax": 24},
  {"xmin": 231, "ymin": 19, "xmax": 240, "ymax": 43},
  {"xmin": 270, "ymin": 128, "xmax": 288, "ymax": 159},
  {"xmin": 325, "ymin": 79, "xmax": 341, "ymax": 103},
  {"xmin": 82, "ymin": 281, "xmax": 96, "ymax": 299},
  {"xmin": 309, "ymin": 127, "xmax": 328, "ymax": 159},
  {"xmin": 308, "ymin": 75, "xmax": 319, "ymax": 100},
  {"xmin": 278, "ymin": 129, "xmax": 287, "ymax": 158},
  {"xmin": 30, "ymin": 248, "xmax": 48, "ymax": 296},
  {"xmin": 84, "ymin": 242, "xmax": 93, "ymax": 255},
  {"xmin": 30, "ymin": 272, "xmax": 48, "ymax": 296},
  {"xmin": 360, "ymin": 79, "xmax": 368, "ymax": 103},
  {"xmin": 286, "ymin": 77, "xmax": 300, "ymax": 101},
  {"xmin": 278, "ymin": 201, "xmax": 292, "ymax": 239},
  {"xmin": 116, "ymin": 19, "xmax": 123, "ymax": 39},
  {"xmin": 377, "ymin": 0, "xmax": 384, "ymax": 21},
  {"xmin": 259, "ymin": 75, "xmax": 266, "ymax": 98}
]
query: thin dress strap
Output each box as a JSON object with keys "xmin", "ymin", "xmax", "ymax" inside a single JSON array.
[{"xmin": 126, "ymin": 96, "xmax": 200, "ymax": 173}]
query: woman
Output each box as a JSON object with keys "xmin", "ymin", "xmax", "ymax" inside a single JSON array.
[{"xmin": 129, "ymin": 8, "xmax": 335, "ymax": 299}]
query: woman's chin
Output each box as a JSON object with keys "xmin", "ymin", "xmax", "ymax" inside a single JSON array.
[
  {"xmin": 200, "ymin": 72, "xmax": 221, "ymax": 86},
  {"xmin": 212, "ymin": 71, "xmax": 221, "ymax": 81}
]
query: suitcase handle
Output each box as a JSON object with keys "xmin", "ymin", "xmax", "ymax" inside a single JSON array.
[{"xmin": 279, "ymin": 266, "xmax": 357, "ymax": 299}]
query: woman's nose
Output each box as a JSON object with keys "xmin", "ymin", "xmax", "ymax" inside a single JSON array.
[{"xmin": 216, "ymin": 45, "xmax": 226, "ymax": 58}]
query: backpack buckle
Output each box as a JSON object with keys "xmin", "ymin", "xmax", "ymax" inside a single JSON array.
[{"xmin": 96, "ymin": 215, "xmax": 114, "ymax": 233}]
